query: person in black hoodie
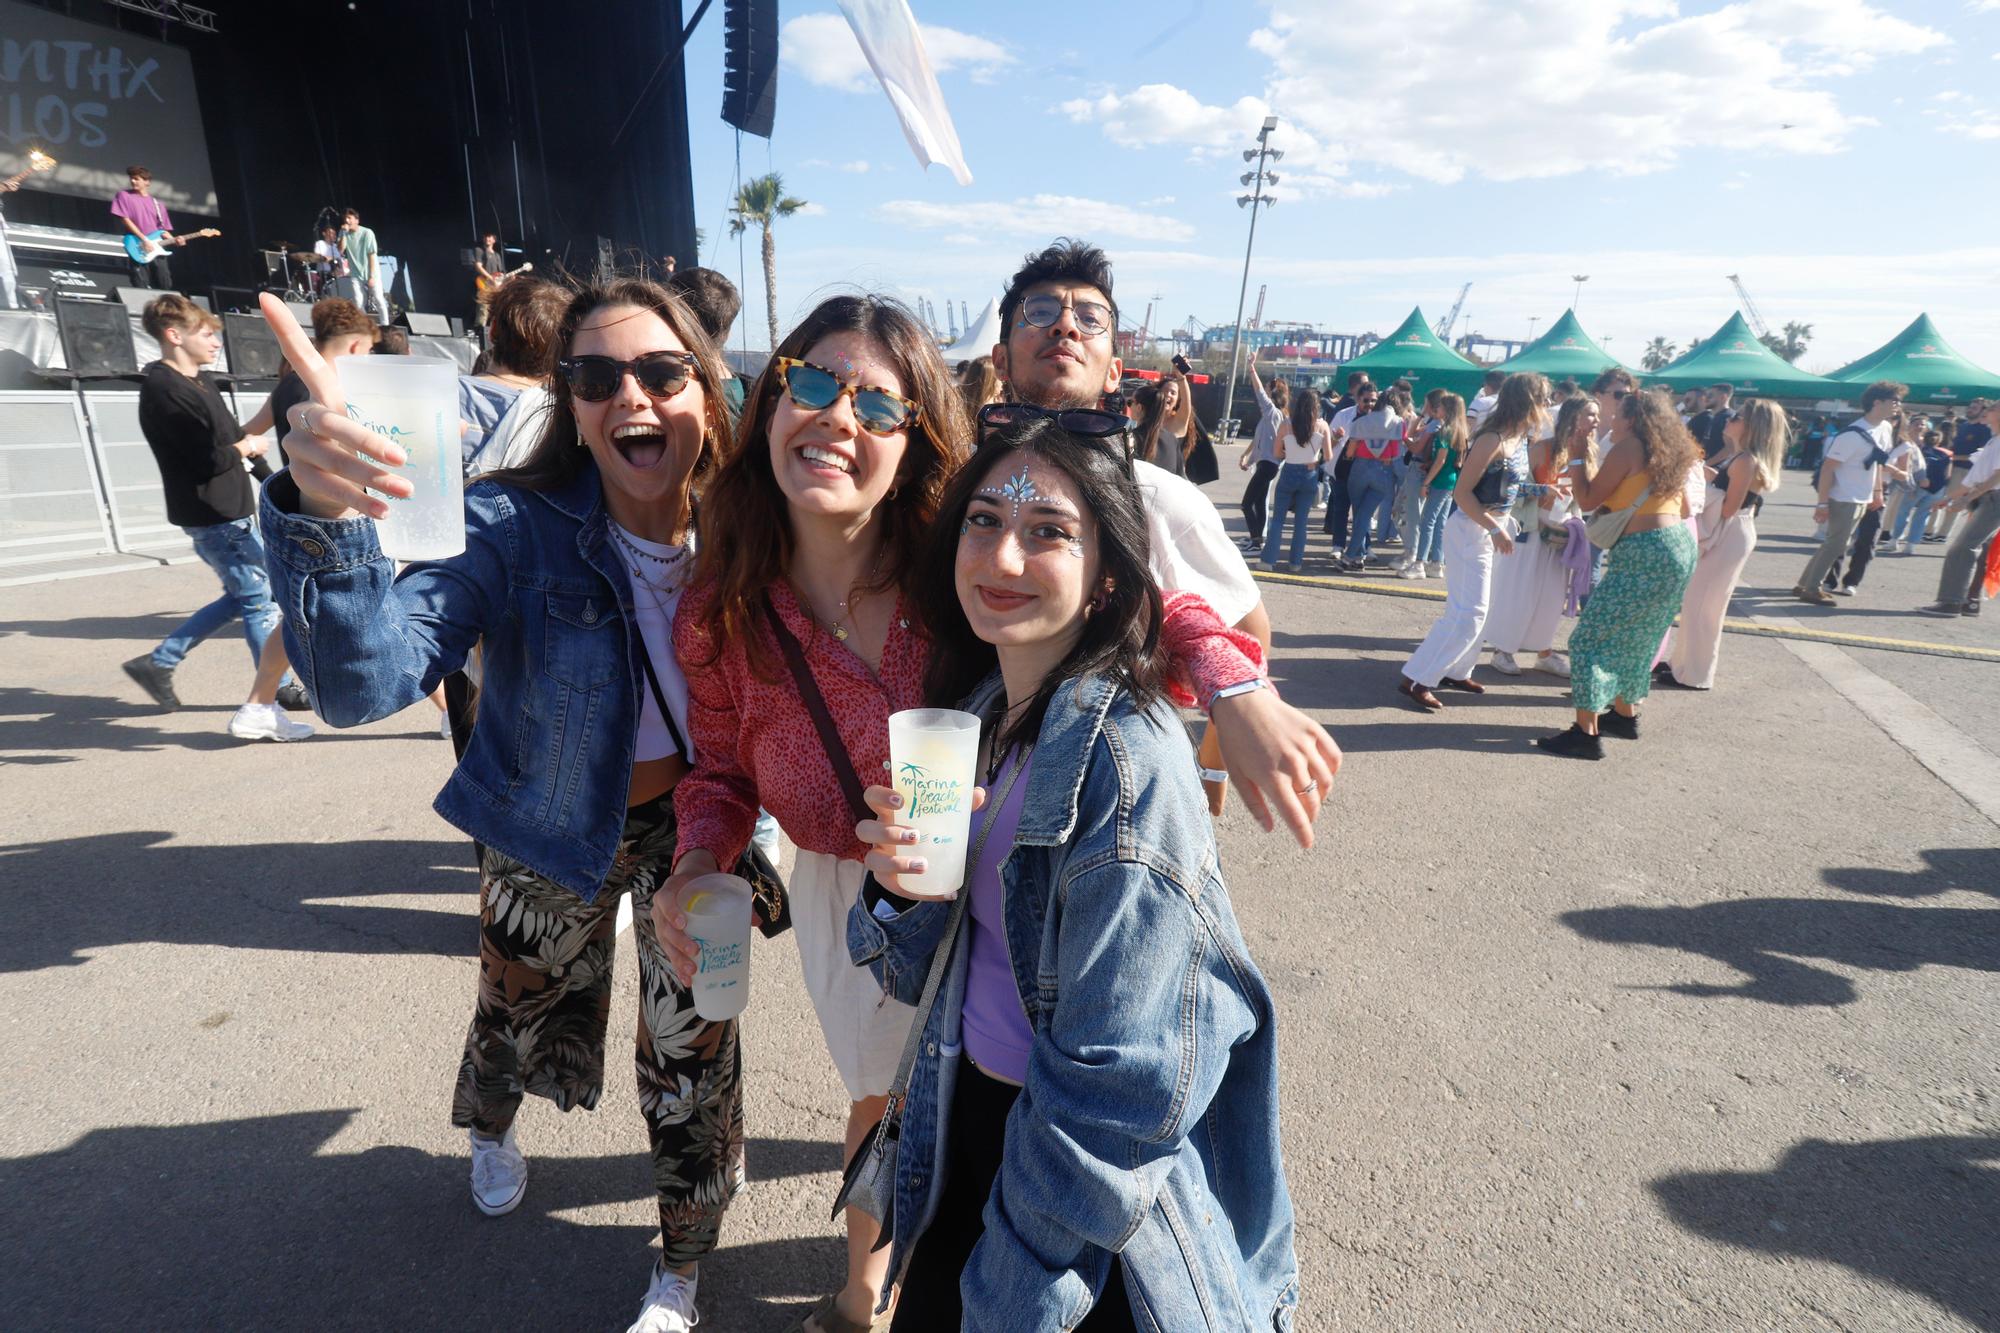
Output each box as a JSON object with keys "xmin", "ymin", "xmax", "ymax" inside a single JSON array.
[{"xmin": 121, "ymin": 294, "xmax": 314, "ymax": 741}]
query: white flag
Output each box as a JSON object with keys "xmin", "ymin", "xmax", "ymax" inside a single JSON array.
[{"xmin": 837, "ymin": 0, "xmax": 973, "ymax": 186}]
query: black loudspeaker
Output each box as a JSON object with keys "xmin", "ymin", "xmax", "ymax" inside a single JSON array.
[
  {"xmin": 223, "ymin": 312, "xmax": 283, "ymax": 379},
  {"xmin": 401, "ymin": 311, "xmax": 452, "ymax": 337},
  {"xmin": 212, "ymin": 285, "xmax": 262, "ymax": 314},
  {"xmin": 723, "ymin": 0, "xmax": 778, "ymax": 137},
  {"xmin": 54, "ymin": 296, "xmax": 138, "ymax": 376}
]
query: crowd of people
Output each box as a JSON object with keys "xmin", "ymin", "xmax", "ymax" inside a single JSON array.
[{"xmin": 101, "ymin": 217, "xmax": 1995, "ymax": 1329}]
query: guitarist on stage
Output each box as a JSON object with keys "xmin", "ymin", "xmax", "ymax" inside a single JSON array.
[
  {"xmin": 1, "ymin": 147, "xmax": 55, "ymax": 308},
  {"xmin": 472, "ymin": 231, "xmax": 506, "ymax": 324},
  {"xmin": 111, "ymin": 165, "xmax": 182, "ymax": 289}
]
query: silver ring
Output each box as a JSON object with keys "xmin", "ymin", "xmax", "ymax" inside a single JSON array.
[{"xmin": 1296, "ymin": 780, "xmax": 1317, "ymax": 795}]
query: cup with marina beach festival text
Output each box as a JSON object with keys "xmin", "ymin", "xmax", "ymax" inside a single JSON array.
[
  {"xmin": 887, "ymin": 708, "xmax": 982, "ymax": 898},
  {"xmin": 679, "ymin": 873, "xmax": 753, "ymax": 1021},
  {"xmin": 336, "ymin": 355, "xmax": 463, "ymax": 560}
]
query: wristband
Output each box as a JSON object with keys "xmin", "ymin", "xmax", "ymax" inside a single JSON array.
[
  {"xmin": 1198, "ymin": 766, "xmax": 1229, "ymax": 785},
  {"xmin": 1208, "ymin": 677, "xmax": 1268, "ymax": 707}
]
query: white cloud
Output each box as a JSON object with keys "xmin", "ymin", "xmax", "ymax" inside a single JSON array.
[
  {"xmin": 795, "ymin": 201, "xmax": 830, "ymax": 216},
  {"xmin": 840, "ymin": 160, "xmax": 872, "ymax": 174},
  {"xmin": 780, "ymin": 13, "xmax": 1012, "ymax": 94},
  {"xmin": 1940, "ymin": 108, "xmax": 2000, "ymax": 138},
  {"xmin": 875, "ymin": 194, "xmax": 1195, "ymax": 244},
  {"xmin": 1062, "ymin": 0, "xmax": 1946, "ymax": 189},
  {"xmin": 799, "ymin": 157, "xmax": 872, "ymax": 172}
]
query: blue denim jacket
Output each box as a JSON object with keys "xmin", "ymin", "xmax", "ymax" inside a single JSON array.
[
  {"xmin": 848, "ymin": 671, "xmax": 1299, "ymax": 1332},
  {"xmin": 260, "ymin": 462, "xmax": 644, "ymax": 900}
]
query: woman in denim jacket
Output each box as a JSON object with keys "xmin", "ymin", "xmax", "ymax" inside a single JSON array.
[
  {"xmin": 254, "ymin": 281, "xmax": 769, "ymax": 1333},
  {"xmin": 847, "ymin": 416, "xmax": 1300, "ymax": 1331}
]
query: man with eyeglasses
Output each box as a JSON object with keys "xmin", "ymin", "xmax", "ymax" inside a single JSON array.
[{"xmin": 988, "ymin": 239, "xmax": 1340, "ymax": 843}]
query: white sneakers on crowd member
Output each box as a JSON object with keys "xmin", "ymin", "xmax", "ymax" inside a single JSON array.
[
  {"xmin": 1536, "ymin": 652, "xmax": 1572, "ymax": 677},
  {"xmin": 1489, "ymin": 651, "xmax": 1523, "ymax": 676},
  {"xmin": 1397, "ymin": 562, "xmax": 1425, "ymax": 580},
  {"xmin": 228, "ymin": 702, "xmax": 315, "ymax": 742},
  {"xmin": 627, "ymin": 1264, "xmax": 700, "ymax": 1333},
  {"xmin": 469, "ymin": 1126, "xmax": 527, "ymax": 1216},
  {"xmin": 1426, "ymin": 562, "xmax": 1443, "ymax": 578}
]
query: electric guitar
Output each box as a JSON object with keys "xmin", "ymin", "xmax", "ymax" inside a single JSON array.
[
  {"xmin": 1, "ymin": 148, "xmax": 57, "ymax": 194},
  {"xmin": 475, "ymin": 260, "xmax": 533, "ymax": 295},
  {"xmin": 124, "ymin": 226, "xmax": 221, "ymax": 265}
]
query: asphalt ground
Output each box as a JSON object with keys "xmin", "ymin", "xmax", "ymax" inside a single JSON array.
[{"xmin": 2, "ymin": 467, "xmax": 1996, "ymax": 1331}]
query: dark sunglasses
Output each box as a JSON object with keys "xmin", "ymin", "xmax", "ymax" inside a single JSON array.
[
  {"xmin": 976, "ymin": 401, "xmax": 1134, "ymax": 469},
  {"xmin": 775, "ymin": 357, "xmax": 921, "ymax": 435},
  {"xmin": 1019, "ymin": 294, "xmax": 1114, "ymax": 338},
  {"xmin": 556, "ymin": 351, "xmax": 698, "ymax": 403}
]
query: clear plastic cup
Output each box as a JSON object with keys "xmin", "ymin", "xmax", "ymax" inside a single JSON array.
[
  {"xmin": 887, "ymin": 707, "xmax": 982, "ymax": 898},
  {"xmin": 337, "ymin": 356, "xmax": 464, "ymax": 560},
  {"xmin": 679, "ymin": 873, "xmax": 753, "ymax": 1020}
]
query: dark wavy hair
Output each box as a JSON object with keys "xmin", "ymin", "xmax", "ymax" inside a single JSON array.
[
  {"xmin": 998, "ymin": 238, "xmax": 1118, "ymax": 342},
  {"xmin": 482, "ymin": 278, "xmax": 734, "ymax": 502},
  {"xmin": 1288, "ymin": 387, "xmax": 1321, "ymax": 448},
  {"xmin": 690, "ymin": 293, "xmax": 970, "ymax": 678},
  {"xmin": 918, "ymin": 417, "xmax": 1165, "ymax": 759},
  {"xmin": 1620, "ymin": 388, "xmax": 1701, "ymax": 494}
]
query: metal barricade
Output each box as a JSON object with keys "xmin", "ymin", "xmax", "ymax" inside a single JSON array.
[
  {"xmin": 0, "ymin": 391, "xmax": 117, "ymax": 568},
  {"xmin": 79, "ymin": 389, "xmax": 194, "ymax": 560}
]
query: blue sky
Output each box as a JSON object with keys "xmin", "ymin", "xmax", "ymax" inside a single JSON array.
[{"xmin": 679, "ymin": 0, "xmax": 2000, "ymax": 373}]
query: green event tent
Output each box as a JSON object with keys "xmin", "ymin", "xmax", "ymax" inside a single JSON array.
[
  {"xmin": 1830, "ymin": 314, "xmax": 2000, "ymax": 406},
  {"xmin": 1644, "ymin": 314, "xmax": 1840, "ymax": 398},
  {"xmin": 1334, "ymin": 307, "xmax": 1487, "ymax": 398},
  {"xmin": 1492, "ymin": 309, "xmax": 1635, "ymax": 383}
]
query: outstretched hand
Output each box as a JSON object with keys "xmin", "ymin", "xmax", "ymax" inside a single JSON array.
[
  {"xmin": 1211, "ymin": 687, "xmax": 1341, "ymax": 849},
  {"xmin": 256, "ymin": 292, "xmax": 412, "ymax": 521}
]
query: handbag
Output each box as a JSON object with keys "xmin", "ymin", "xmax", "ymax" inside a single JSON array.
[
  {"xmin": 1585, "ymin": 485, "xmax": 1651, "ymax": 550},
  {"xmin": 829, "ymin": 746, "xmax": 1033, "ymax": 1246},
  {"xmin": 1184, "ymin": 417, "xmax": 1219, "ymax": 485}
]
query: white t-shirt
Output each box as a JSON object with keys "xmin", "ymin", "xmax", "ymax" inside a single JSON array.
[
  {"xmin": 1886, "ymin": 438, "xmax": 1922, "ymax": 488},
  {"xmin": 1469, "ymin": 392, "xmax": 1499, "ymax": 428},
  {"xmin": 1822, "ymin": 417, "xmax": 1891, "ymax": 505},
  {"xmin": 1323, "ymin": 405, "xmax": 1360, "ymax": 476},
  {"xmin": 1965, "ymin": 438, "xmax": 2000, "ymax": 489},
  {"xmin": 1278, "ymin": 420, "xmax": 1328, "ymax": 467},
  {"xmin": 313, "ymin": 237, "xmax": 345, "ymax": 274},
  {"xmin": 1133, "ymin": 459, "xmax": 1261, "ymax": 627},
  {"xmin": 609, "ymin": 522, "xmax": 693, "ymax": 763}
]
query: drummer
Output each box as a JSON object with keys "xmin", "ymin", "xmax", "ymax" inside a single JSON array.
[{"xmin": 312, "ymin": 224, "xmax": 349, "ymax": 300}]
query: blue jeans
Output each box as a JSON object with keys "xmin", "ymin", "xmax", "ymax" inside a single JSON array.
[
  {"xmin": 1345, "ymin": 457, "xmax": 1398, "ymax": 561},
  {"xmin": 1415, "ymin": 491, "xmax": 1453, "ymax": 564},
  {"xmin": 153, "ymin": 517, "xmax": 283, "ymax": 670},
  {"xmin": 1261, "ymin": 462, "xmax": 1317, "ymax": 567},
  {"xmin": 1891, "ymin": 489, "xmax": 1940, "ymax": 544}
]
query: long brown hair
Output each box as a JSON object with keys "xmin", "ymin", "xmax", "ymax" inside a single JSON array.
[
  {"xmin": 1135, "ymin": 370, "xmax": 1194, "ymax": 465},
  {"xmin": 1548, "ymin": 396, "xmax": 1597, "ymax": 472},
  {"xmin": 690, "ymin": 293, "xmax": 970, "ymax": 676},
  {"xmin": 1621, "ymin": 388, "xmax": 1701, "ymax": 494},
  {"xmin": 1434, "ymin": 391, "xmax": 1469, "ymax": 454},
  {"xmin": 483, "ymin": 278, "xmax": 733, "ymax": 502},
  {"xmin": 1479, "ymin": 372, "xmax": 1550, "ymax": 444}
]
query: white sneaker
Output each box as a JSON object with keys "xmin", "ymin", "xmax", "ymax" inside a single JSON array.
[
  {"xmin": 1426, "ymin": 562, "xmax": 1444, "ymax": 578},
  {"xmin": 1398, "ymin": 563, "xmax": 1426, "ymax": 580},
  {"xmin": 1489, "ymin": 651, "xmax": 1522, "ymax": 676},
  {"xmin": 228, "ymin": 702, "xmax": 315, "ymax": 742},
  {"xmin": 469, "ymin": 1126, "xmax": 527, "ymax": 1216},
  {"xmin": 627, "ymin": 1264, "xmax": 699, "ymax": 1333},
  {"xmin": 1536, "ymin": 652, "xmax": 1572, "ymax": 677}
]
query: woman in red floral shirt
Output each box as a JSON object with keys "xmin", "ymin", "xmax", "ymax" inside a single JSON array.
[{"xmin": 662, "ymin": 294, "xmax": 1272, "ymax": 1333}]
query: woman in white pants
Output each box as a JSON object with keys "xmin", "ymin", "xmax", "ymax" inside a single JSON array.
[
  {"xmin": 1399, "ymin": 373, "xmax": 1547, "ymax": 711},
  {"xmin": 1659, "ymin": 400, "xmax": 1787, "ymax": 690},
  {"xmin": 1487, "ymin": 396, "xmax": 1592, "ymax": 677}
]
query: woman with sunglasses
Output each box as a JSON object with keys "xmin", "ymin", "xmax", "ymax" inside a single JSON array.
[
  {"xmin": 847, "ymin": 415, "xmax": 1297, "ymax": 1331},
  {"xmin": 251, "ymin": 283, "xmax": 774, "ymax": 1333},
  {"xmin": 660, "ymin": 293, "xmax": 1277, "ymax": 1333}
]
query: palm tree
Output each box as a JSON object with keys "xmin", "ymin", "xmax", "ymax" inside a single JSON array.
[
  {"xmin": 728, "ymin": 173, "xmax": 807, "ymax": 351},
  {"xmin": 1777, "ymin": 321, "xmax": 1813, "ymax": 363},
  {"xmin": 1641, "ymin": 337, "xmax": 1678, "ymax": 371}
]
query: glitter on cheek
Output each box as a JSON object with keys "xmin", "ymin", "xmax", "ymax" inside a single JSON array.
[{"xmin": 1065, "ymin": 538, "xmax": 1085, "ymax": 558}]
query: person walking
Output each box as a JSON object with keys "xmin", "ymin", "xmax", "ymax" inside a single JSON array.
[
  {"xmin": 1537, "ymin": 390, "xmax": 1698, "ymax": 759},
  {"xmin": 1337, "ymin": 385, "xmax": 1407, "ymax": 572},
  {"xmin": 1919, "ymin": 398, "xmax": 2000, "ymax": 617},
  {"xmin": 1893, "ymin": 427, "xmax": 1954, "ymax": 552},
  {"xmin": 1658, "ymin": 399, "xmax": 1786, "ymax": 689},
  {"xmin": 1395, "ymin": 390, "xmax": 1443, "ymax": 573},
  {"xmin": 1486, "ymin": 395, "xmax": 1592, "ymax": 678},
  {"xmin": 1397, "ymin": 373, "xmax": 1543, "ymax": 711},
  {"xmin": 1259, "ymin": 387, "xmax": 1329, "ymax": 573},
  {"xmin": 1238, "ymin": 343, "xmax": 1287, "ymax": 553},
  {"xmin": 1404, "ymin": 390, "xmax": 1468, "ymax": 580},
  {"xmin": 848, "ymin": 414, "xmax": 1298, "ymax": 1332},
  {"xmin": 1794, "ymin": 381, "xmax": 1905, "ymax": 605}
]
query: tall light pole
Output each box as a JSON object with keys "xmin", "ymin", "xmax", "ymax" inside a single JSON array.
[
  {"xmin": 1571, "ymin": 274, "xmax": 1590, "ymax": 312},
  {"xmin": 1526, "ymin": 315, "xmax": 1541, "ymax": 343},
  {"xmin": 1221, "ymin": 115, "xmax": 1281, "ymax": 442}
]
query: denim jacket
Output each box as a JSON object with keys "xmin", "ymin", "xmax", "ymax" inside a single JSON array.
[
  {"xmin": 260, "ymin": 461, "xmax": 645, "ymax": 900},
  {"xmin": 847, "ymin": 671, "xmax": 1299, "ymax": 1332}
]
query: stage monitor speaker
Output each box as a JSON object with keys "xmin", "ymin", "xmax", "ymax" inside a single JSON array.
[
  {"xmin": 722, "ymin": 0, "xmax": 778, "ymax": 138},
  {"xmin": 284, "ymin": 299, "xmax": 314, "ymax": 327},
  {"xmin": 401, "ymin": 311, "xmax": 452, "ymax": 337},
  {"xmin": 54, "ymin": 296, "xmax": 139, "ymax": 377},
  {"xmin": 212, "ymin": 285, "xmax": 261, "ymax": 314},
  {"xmin": 223, "ymin": 312, "xmax": 284, "ymax": 379},
  {"xmin": 113, "ymin": 286, "xmax": 159, "ymax": 319},
  {"xmin": 449, "ymin": 316, "xmax": 464, "ymax": 337}
]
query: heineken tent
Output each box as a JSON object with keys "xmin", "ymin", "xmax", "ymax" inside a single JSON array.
[
  {"xmin": 1334, "ymin": 306, "xmax": 1487, "ymax": 398},
  {"xmin": 1830, "ymin": 314, "xmax": 2000, "ymax": 406},
  {"xmin": 1644, "ymin": 314, "xmax": 1840, "ymax": 398},
  {"xmin": 1492, "ymin": 309, "xmax": 1635, "ymax": 383}
]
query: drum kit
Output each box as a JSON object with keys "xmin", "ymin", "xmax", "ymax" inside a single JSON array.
[{"xmin": 259, "ymin": 240, "xmax": 359, "ymax": 303}]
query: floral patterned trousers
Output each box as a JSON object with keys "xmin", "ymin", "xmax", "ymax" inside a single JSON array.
[{"xmin": 450, "ymin": 793, "xmax": 744, "ymax": 1269}]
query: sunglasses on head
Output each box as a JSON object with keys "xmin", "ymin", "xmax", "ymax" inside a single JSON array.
[
  {"xmin": 774, "ymin": 357, "xmax": 921, "ymax": 435},
  {"xmin": 976, "ymin": 401, "xmax": 1134, "ymax": 466},
  {"xmin": 556, "ymin": 350, "xmax": 698, "ymax": 403},
  {"xmin": 1018, "ymin": 294, "xmax": 1114, "ymax": 338}
]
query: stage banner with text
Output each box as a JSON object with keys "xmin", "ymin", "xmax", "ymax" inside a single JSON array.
[{"xmin": 0, "ymin": 0, "xmax": 218, "ymax": 214}]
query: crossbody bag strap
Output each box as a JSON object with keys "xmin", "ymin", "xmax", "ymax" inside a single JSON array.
[
  {"xmin": 877, "ymin": 745, "xmax": 1033, "ymax": 1121},
  {"xmin": 760, "ymin": 591, "xmax": 870, "ymax": 824},
  {"xmin": 634, "ymin": 644, "xmax": 692, "ymax": 763}
]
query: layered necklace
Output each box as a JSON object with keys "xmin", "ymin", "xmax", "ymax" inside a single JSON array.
[
  {"xmin": 806, "ymin": 546, "xmax": 886, "ymax": 643},
  {"xmin": 610, "ymin": 522, "xmax": 690, "ymax": 602}
]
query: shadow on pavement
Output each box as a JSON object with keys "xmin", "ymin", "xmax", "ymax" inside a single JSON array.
[
  {"xmin": 0, "ymin": 610, "xmax": 198, "ymax": 642},
  {"xmin": 0, "ymin": 832, "xmax": 478, "ymax": 972},
  {"xmin": 1652, "ymin": 1135, "xmax": 2000, "ymax": 1331},
  {"xmin": 1559, "ymin": 897, "xmax": 2000, "ymax": 1006},
  {"xmin": 0, "ymin": 687, "xmax": 391, "ymax": 756},
  {"xmin": 1821, "ymin": 847, "xmax": 2000, "ymax": 901},
  {"xmin": 0, "ymin": 1110, "xmax": 843, "ymax": 1331}
]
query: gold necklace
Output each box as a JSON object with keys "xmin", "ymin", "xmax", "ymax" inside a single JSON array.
[{"xmin": 806, "ymin": 547, "xmax": 886, "ymax": 642}]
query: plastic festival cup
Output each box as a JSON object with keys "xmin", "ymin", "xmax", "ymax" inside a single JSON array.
[
  {"xmin": 679, "ymin": 873, "xmax": 753, "ymax": 1021},
  {"xmin": 336, "ymin": 356, "xmax": 464, "ymax": 560},
  {"xmin": 887, "ymin": 707, "xmax": 983, "ymax": 898}
]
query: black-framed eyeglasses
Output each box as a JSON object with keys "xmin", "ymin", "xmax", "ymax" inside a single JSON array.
[
  {"xmin": 1019, "ymin": 294, "xmax": 1114, "ymax": 338},
  {"xmin": 976, "ymin": 400, "xmax": 1134, "ymax": 468},
  {"xmin": 556, "ymin": 351, "xmax": 698, "ymax": 403},
  {"xmin": 774, "ymin": 356, "xmax": 921, "ymax": 435}
]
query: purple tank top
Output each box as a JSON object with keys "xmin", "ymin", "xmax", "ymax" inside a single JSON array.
[{"xmin": 961, "ymin": 748, "xmax": 1034, "ymax": 1084}]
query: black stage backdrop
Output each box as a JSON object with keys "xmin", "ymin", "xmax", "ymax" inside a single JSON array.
[{"xmin": 3, "ymin": 0, "xmax": 700, "ymax": 324}]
